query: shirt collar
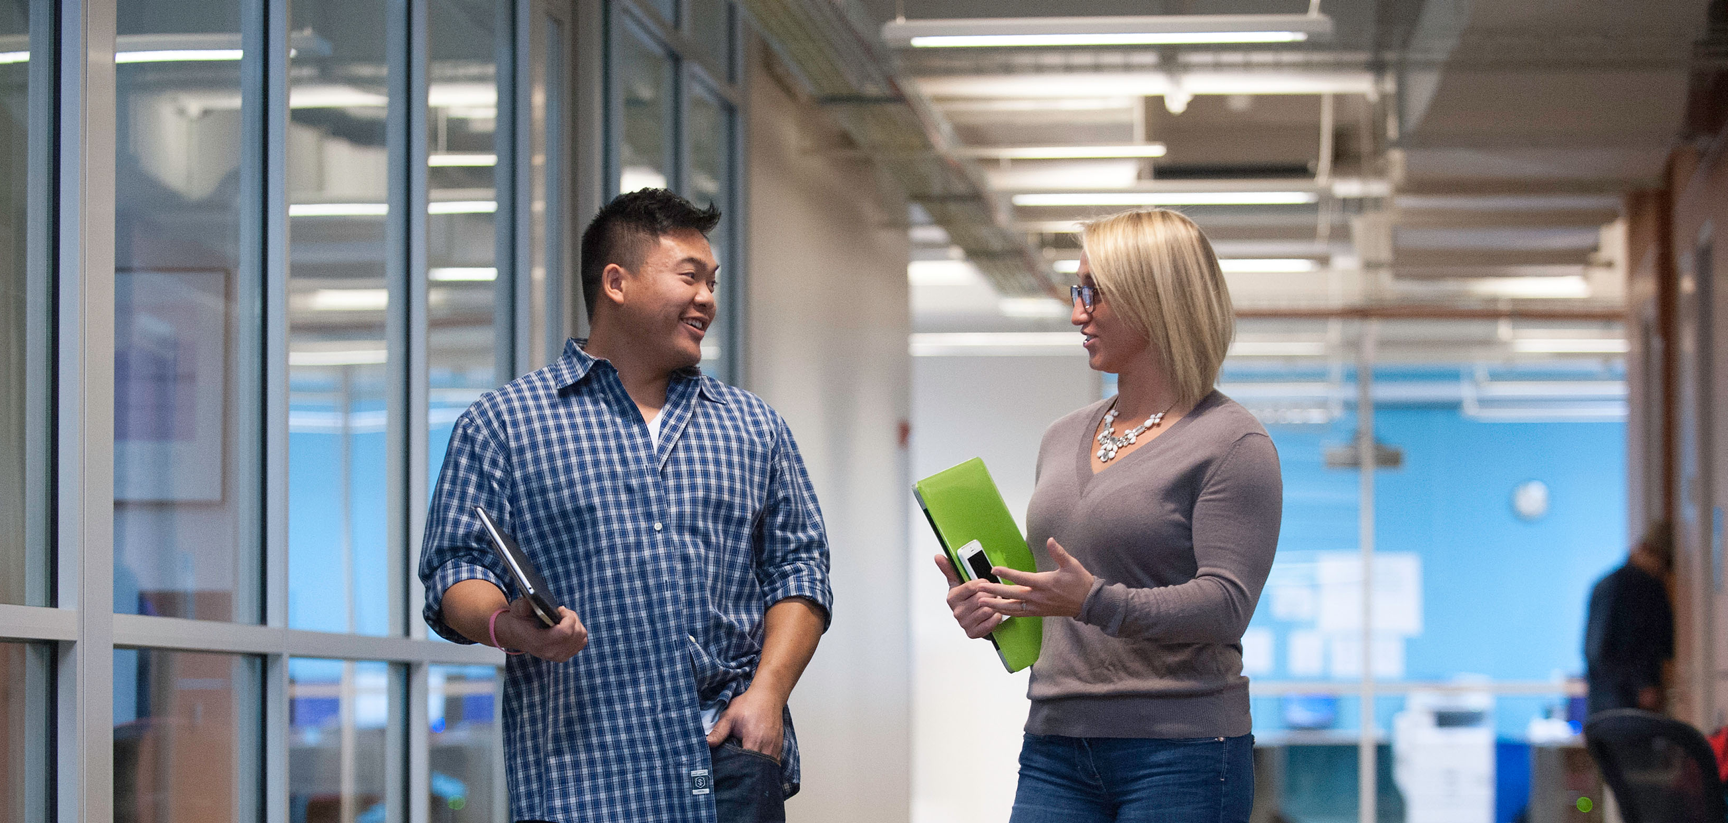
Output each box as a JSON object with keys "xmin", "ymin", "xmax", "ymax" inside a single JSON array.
[{"xmin": 552, "ymin": 338, "xmax": 726, "ymax": 404}]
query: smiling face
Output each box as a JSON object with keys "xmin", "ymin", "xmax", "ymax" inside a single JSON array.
[
  {"xmin": 1073, "ymin": 251, "xmax": 1152, "ymax": 374},
  {"xmin": 607, "ymin": 228, "xmax": 719, "ymax": 372}
]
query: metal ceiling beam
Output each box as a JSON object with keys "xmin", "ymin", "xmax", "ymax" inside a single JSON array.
[{"xmin": 738, "ymin": 0, "xmax": 1059, "ymax": 297}]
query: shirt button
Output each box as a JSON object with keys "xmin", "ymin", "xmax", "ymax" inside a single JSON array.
[{"xmin": 653, "ymin": 522, "xmax": 663, "ymax": 532}]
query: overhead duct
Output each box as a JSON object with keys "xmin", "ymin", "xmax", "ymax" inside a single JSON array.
[{"xmin": 738, "ymin": 0, "xmax": 1060, "ymax": 297}]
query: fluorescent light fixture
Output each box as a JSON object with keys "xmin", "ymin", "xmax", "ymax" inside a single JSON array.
[
  {"xmin": 1053, "ymin": 259, "xmax": 1081, "ymax": 274},
  {"xmin": 289, "ymin": 85, "xmax": 388, "ymax": 109},
  {"xmin": 290, "ymin": 202, "xmax": 390, "ymax": 217},
  {"xmin": 1218, "ymin": 258, "xmax": 1320, "ymax": 273},
  {"xmin": 939, "ymin": 97, "xmax": 1138, "ymax": 113},
  {"xmin": 290, "ymin": 349, "xmax": 389, "ymax": 366},
  {"xmin": 307, "ymin": 289, "xmax": 389, "ymax": 311},
  {"xmin": 430, "ymin": 267, "xmax": 498, "ymax": 282},
  {"xmin": 429, "ymin": 153, "xmax": 498, "ymax": 167},
  {"xmin": 907, "ymin": 260, "xmax": 986, "ymax": 287},
  {"xmin": 1465, "ymin": 275, "xmax": 1590, "ymax": 299},
  {"xmin": 910, "ymin": 332, "xmax": 1085, "ymax": 356},
  {"xmin": 883, "ymin": 14, "xmax": 1332, "ymax": 49},
  {"xmin": 916, "ymin": 71, "xmax": 1374, "ymax": 99},
  {"xmin": 960, "ymin": 143, "xmax": 1167, "ymax": 160},
  {"xmin": 1510, "ymin": 338, "xmax": 1628, "ymax": 354},
  {"xmin": 428, "ymin": 200, "xmax": 497, "ymax": 215},
  {"xmin": 999, "ymin": 297, "xmax": 1069, "ymax": 318},
  {"xmin": 116, "ymin": 48, "xmax": 244, "ymax": 63},
  {"xmin": 1013, "ymin": 191, "xmax": 1319, "ymax": 207},
  {"xmin": 289, "ymin": 201, "xmax": 498, "ymax": 217},
  {"xmin": 0, "ymin": 51, "xmax": 27, "ymax": 65},
  {"xmin": 911, "ymin": 32, "xmax": 1307, "ymax": 47},
  {"xmin": 428, "ymin": 82, "xmax": 498, "ymax": 108},
  {"xmin": 1228, "ymin": 341, "xmax": 1328, "ymax": 357}
]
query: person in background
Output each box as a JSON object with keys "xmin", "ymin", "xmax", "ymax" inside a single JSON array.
[
  {"xmin": 937, "ymin": 208, "xmax": 1282, "ymax": 823},
  {"xmin": 1584, "ymin": 520, "xmax": 1674, "ymax": 716},
  {"xmin": 418, "ymin": 188, "xmax": 832, "ymax": 823}
]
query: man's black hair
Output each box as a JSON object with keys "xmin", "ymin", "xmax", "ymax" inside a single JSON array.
[{"xmin": 580, "ymin": 188, "xmax": 722, "ymax": 319}]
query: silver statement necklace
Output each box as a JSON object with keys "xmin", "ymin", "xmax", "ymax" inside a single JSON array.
[{"xmin": 1096, "ymin": 402, "xmax": 1172, "ymax": 463}]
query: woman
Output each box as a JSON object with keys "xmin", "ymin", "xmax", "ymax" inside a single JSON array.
[{"xmin": 938, "ymin": 208, "xmax": 1282, "ymax": 822}]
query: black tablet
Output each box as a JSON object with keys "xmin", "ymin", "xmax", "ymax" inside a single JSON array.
[{"xmin": 473, "ymin": 506, "xmax": 562, "ymax": 628}]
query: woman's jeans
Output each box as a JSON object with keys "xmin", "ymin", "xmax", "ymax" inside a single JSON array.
[{"xmin": 1009, "ymin": 732, "xmax": 1254, "ymax": 823}]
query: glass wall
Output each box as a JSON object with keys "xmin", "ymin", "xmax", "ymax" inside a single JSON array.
[
  {"xmin": 685, "ymin": 83, "xmax": 733, "ymax": 369},
  {"xmin": 112, "ymin": 0, "xmax": 257, "ymax": 623},
  {"xmin": 616, "ymin": 24, "xmax": 673, "ymax": 195},
  {"xmin": 286, "ymin": 0, "xmax": 392, "ymax": 636},
  {"xmin": 0, "ymin": 0, "xmax": 45, "ymax": 608},
  {"xmin": 426, "ymin": 0, "xmax": 509, "ymax": 491},
  {"xmin": 1229, "ymin": 318, "xmax": 1628, "ymax": 823},
  {"xmin": 0, "ymin": 643, "xmax": 48, "ymax": 823},
  {"xmin": 608, "ymin": 1, "xmax": 741, "ymax": 381},
  {"xmin": 429, "ymin": 664, "xmax": 499, "ymax": 822},
  {"xmin": 687, "ymin": 0, "xmax": 732, "ymax": 81},
  {"xmin": 113, "ymin": 649, "xmax": 261, "ymax": 822},
  {"xmin": 5, "ymin": 0, "xmax": 744, "ymax": 817},
  {"xmin": 289, "ymin": 659, "xmax": 396, "ymax": 823}
]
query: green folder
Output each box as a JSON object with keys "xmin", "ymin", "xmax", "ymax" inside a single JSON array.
[{"xmin": 913, "ymin": 457, "xmax": 1042, "ymax": 672}]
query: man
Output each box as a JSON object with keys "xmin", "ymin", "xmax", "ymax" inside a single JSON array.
[
  {"xmin": 419, "ymin": 188, "xmax": 831, "ymax": 823},
  {"xmin": 1584, "ymin": 520, "xmax": 1674, "ymax": 716}
]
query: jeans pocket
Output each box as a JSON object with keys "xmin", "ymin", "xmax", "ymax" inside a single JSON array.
[
  {"xmin": 713, "ymin": 741, "xmax": 786, "ymax": 823},
  {"xmin": 723, "ymin": 739, "xmax": 782, "ymax": 766}
]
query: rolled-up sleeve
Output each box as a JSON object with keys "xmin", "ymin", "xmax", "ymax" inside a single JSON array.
[
  {"xmin": 752, "ymin": 415, "xmax": 834, "ymax": 628},
  {"xmin": 419, "ymin": 409, "xmax": 516, "ymax": 644},
  {"xmin": 1078, "ymin": 432, "xmax": 1282, "ymax": 643}
]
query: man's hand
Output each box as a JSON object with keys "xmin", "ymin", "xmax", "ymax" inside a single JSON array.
[
  {"xmin": 495, "ymin": 597, "xmax": 589, "ymax": 662},
  {"xmin": 441, "ymin": 579, "xmax": 588, "ymax": 662},
  {"xmin": 705, "ymin": 685, "xmax": 783, "ymax": 760},
  {"xmin": 936, "ymin": 554, "xmax": 1005, "ymax": 639},
  {"xmin": 703, "ymin": 597, "xmax": 824, "ymax": 760},
  {"xmin": 978, "ymin": 538, "xmax": 1095, "ymax": 619}
]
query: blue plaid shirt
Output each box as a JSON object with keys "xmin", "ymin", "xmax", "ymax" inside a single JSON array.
[{"xmin": 420, "ymin": 339, "xmax": 833, "ymax": 823}]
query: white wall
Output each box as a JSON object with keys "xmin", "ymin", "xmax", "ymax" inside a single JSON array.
[
  {"xmin": 744, "ymin": 42, "xmax": 915, "ymax": 823},
  {"xmin": 908, "ymin": 354, "xmax": 1099, "ymax": 823}
]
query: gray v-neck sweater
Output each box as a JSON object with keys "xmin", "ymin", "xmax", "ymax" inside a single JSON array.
[{"xmin": 1023, "ymin": 390, "xmax": 1282, "ymax": 739}]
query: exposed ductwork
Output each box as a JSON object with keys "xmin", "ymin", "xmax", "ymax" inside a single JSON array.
[{"xmin": 738, "ymin": 0, "xmax": 1060, "ymax": 297}]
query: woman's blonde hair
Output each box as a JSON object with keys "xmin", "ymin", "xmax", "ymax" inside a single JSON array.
[{"xmin": 1082, "ymin": 209, "xmax": 1235, "ymax": 407}]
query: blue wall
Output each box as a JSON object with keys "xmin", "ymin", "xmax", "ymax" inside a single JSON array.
[{"xmin": 1249, "ymin": 403, "xmax": 1626, "ymax": 737}]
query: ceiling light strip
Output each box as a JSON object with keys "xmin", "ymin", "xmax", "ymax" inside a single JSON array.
[
  {"xmin": 116, "ymin": 49, "xmax": 245, "ymax": 63},
  {"xmin": 1013, "ymin": 191, "xmax": 1319, "ymax": 207},
  {"xmin": 908, "ymin": 31, "xmax": 1308, "ymax": 48},
  {"xmin": 960, "ymin": 144, "xmax": 1167, "ymax": 160},
  {"xmin": 882, "ymin": 14, "xmax": 1334, "ymax": 49}
]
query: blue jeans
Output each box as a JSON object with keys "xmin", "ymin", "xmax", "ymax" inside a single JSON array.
[
  {"xmin": 1009, "ymin": 732, "xmax": 1254, "ymax": 823},
  {"xmin": 711, "ymin": 739, "xmax": 786, "ymax": 823}
]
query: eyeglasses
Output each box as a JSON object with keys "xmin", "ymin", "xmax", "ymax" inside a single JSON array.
[{"xmin": 1069, "ymin": 284, "xmax": 1100, "ymax": 312}]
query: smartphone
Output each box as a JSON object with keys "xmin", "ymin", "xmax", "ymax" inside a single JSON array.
[
  {"xmin": 954, "ymin": 539, "xmax": 1000, "ymax": 585},
  {"xmin": 474, "ymin": 506, "xmax": 563, "ymax": 628}
]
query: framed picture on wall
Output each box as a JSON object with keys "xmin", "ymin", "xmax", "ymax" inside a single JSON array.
[{"xmin": 114, "ymin": 269, "xmax": 228, "ymax": 502}]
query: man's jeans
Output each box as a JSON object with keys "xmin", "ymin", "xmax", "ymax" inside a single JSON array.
[
  {"xmin": 712, "ymin": 740, "xmax": 786, "ymax": 823},
  {"xmin": 1008, "ymin": 732, "xmax": 1254, "ymax": 823}
]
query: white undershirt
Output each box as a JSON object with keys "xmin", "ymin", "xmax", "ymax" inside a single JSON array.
[{"xmin": 644, "ymin": 410, "xmax": 663, "ymax": 447}]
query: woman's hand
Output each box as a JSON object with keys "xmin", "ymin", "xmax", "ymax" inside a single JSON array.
[
  {"xmin": 980, "ymin": 538, "xmax": 1096, "ymax": 618},
  {"xmin": 935, "ymin": 554, "xmax": 1006, "ymax": 639}
]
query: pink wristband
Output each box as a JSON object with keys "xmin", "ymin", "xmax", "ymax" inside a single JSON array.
[{"xmin": 488, "ymin": 607, "xmax": 524, "ymax": 655}]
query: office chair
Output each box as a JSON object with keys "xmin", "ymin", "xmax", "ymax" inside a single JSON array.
[{"xmin": 1584, "ymin": 708, "xmax": 1727, "ymax": 823}]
